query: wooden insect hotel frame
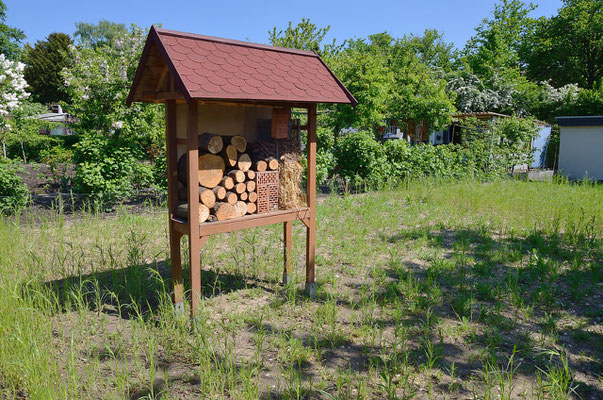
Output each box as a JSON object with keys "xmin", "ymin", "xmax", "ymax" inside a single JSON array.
[{"xmin": 127, "ymin": 26, "xmax": 357, "ymax": 315}]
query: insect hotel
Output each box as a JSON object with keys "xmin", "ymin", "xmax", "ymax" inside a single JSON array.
[{"xmin": 127, "ymin": 26, "xmax": 357, "ymax": 315}]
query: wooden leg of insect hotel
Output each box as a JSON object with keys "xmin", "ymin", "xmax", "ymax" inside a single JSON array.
[
  {"xmin": 283, "ymin": 220, "xmax": 293, "ymax": 285},
  {"xmin": 186, "ymin": 100, "xmax": 203, "ymax": 316},
  {"xmin": 166, "ymin": 100, "xmax": 185, "ymax": 314},
  {"xmin": 305, "ymin": 104, "xmax": 317, "ymax": 298}
]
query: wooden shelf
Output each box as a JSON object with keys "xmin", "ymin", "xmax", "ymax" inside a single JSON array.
[{"xmin": 171, "ymin": 207, "xmax": 310, "ymax": 237}]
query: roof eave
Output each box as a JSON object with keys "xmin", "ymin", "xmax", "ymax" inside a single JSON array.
[{"xmin": 127, "ymin": 25, "xmax": 192, "ymax": 106}]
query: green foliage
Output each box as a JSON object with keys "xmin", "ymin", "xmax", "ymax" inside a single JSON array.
[
  {"xmin": 72, "ymin": 135, "xmax": 152, "ymax": 203},
  {"xmin": 24, "ymin": 32, "xmax": 73, "ymax": 104},
  {"xmin": 333, "ymin": 130, "xmax": 389, "ymax": 187},
  {"xmin": 521, "ymin": 0, "xmax": 602, "ymax": 89},
  {"xmin": 40, "ymin": 146, "xmax": 72, "ymax": 188},
  {"xmin": 0, "ymin": 1, "xmax": 25, "ymax": 61},
  {"xmin": 458, "ymin": 116, "xmax": 539, "ymax": 173},
  {"xmin": 3, "ymin": 134, "xmax": 59, "ymax": 162},
  {"xmin": 268, "ymin": 18, "xmax": 338, "ymax": 56},
  {"xmin": 325, "ymin": 31, "xmax": 455, "ymax": 133},
  {"xmin": 0, "ymin": 160, "xmax": 28, "ymax": 213},
  {"xmin": 63, "ymin": 23, "xmax": 165, "ymax": 149},
  {"xmin": 150, "ymin": 144, "xmax": 167, "ymax": 191},
  {"xmin": 463, "ymin": 0, "xmax": 536, "ymax": 79},
  {"xmin": 74, "ymin": 19, "xmax": 128, "ymax": 49},
  {"xmin": 7, "ymin": 100, "xmax": 56, "ymax": 162}
]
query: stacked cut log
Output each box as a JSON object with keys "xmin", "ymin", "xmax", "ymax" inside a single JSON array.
[{"xmin": 177, "ymin": 133, "xmax": 278, "ymax": 223}]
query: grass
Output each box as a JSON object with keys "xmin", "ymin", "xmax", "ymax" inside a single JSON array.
[{"xmin": 0, "ymin": 178, "xmax": 601, "ymax": 399}]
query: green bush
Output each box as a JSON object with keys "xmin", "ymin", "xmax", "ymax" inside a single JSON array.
[
  {"xmin": 40, "ymin": 147, "xmax": 73, "ymax": 189},
  {"xmin": 0, "ymin": 162, "xmax": 29, "ymax": 213},
  {"xmin": 72, "ymin": 135, "xmax": 151, "ymax": 203},
  {"xmin": 333, "ymin": 130, "xmax": 389, "ymax": 187},
  {"xmin": 4, "ymin": 134, "xmax": 60, "ymax": 163}
]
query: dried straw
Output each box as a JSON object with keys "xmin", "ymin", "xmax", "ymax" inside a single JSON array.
[{"xmin": 279, "ymin": 152, "xmax": 304, "ymax": 209}]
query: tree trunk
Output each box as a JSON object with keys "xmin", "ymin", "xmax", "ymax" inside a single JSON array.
[
  {"xmin": 223, "ymin": 135, "xmax": 247, "ymax": 153},
  {"xmin": 266, "ymin": 157, "xmax": 279, "ymax": 170},
  {"xmin": 178, "ymin": 186, "xmax": 217, "ymax": 207},
  {"xmin": 246, "ymin": 180, "xmax": 256, "ymax": 192},
  {"xmin": 252, "ymin": 160, "xmax": 267, "ymax": 172},
  {"xmin": 174, "ymin": 203, "xmax": 210, "ymax": 223},
  {"xmin": 239, "ymin": 191, "xmax": 248, "ymax": 201},
  {"xmin": 220, "ymin": 176, "xmax": 234, "ymax": 190},
  {"xmin": 198, "ymin": 154, "xmax": 225, "ymax": 188},
  {"xmin": 234, "ymin": 201, "xmax": 247, "ymax": 217},
  {"xmin": 248, "ymin": 191, "xmax": 257, "ymax": 203},
  {"xmin": 224, "ymin": 191, "xmax": 238, "ymax": 205},
  {"xmin": 220, "ymin": 144, "xmax": 238, "ymax": 168},
  {"xmin": 234, "ymin": 182, "xmax": 246, "ymax": 194},
  {"xmin": 246, "ymin": 202, "xmax": 257, "ymax": 214},
  {"xmin": 246, "ymin": 170, "xmax": 256, "ymax": 180},
  {"xmin": 198, "ymin": 133, "xmax": 224, "ymax": 154},
  {"xmin": 212, "ymin": 186, "xmax": 226, "ymax": 200},
  {"xmin": 227, "ymin": 170, "xmax": 245, "ymax": 183},
  {"xmin": 212, "ymin": 202, "xmax": 236, "ymax": 221},
  {"xmin": 237, "ymin": 153, "xmax": 252, "ymax": 172}
]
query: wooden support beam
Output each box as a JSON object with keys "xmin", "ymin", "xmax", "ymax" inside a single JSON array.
[
  {"xmin": 305, "ymin": 104, "xmax": 317, "ymax": 298},
  {"xmin": 186, "ymin": 100, "xmax": 202, "ymax": 315},
  {"xmin": 283, "ymin": 220, "xmax": 293, "ymax": 285},
  {"xmin": 166, "ymin": 100, "xmax": 184, "ymax": 311}
]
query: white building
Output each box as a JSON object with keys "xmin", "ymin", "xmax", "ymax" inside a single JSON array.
[{"xmin": 556, "ymin": 116, "xmax": 603, "ymax": 181}]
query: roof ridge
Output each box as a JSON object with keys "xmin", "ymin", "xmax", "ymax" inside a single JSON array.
[{"xmin": 154, "ymin": 27, "xmax": 318, "ymax": 58}]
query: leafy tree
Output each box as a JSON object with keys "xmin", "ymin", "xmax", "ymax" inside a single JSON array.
[
  {"xmin": 446, "ymin": 69, "xmax": 515, "ymax": 113},
  {"xmin": 268, "ymin": 18, "xmax": 339, "ymax": 56},
  {"xmin": 74, "ymin": 19, "xmax": 128, "ymax": 49},
  {"xmin": 9, "ymin": 100, "xmax": 48, "ymax": 163},
  {"xmin": 62, "ymin": 23, "xmax": 164, "ymax": 146},
  {"xmin": 521, "ymin": 0, "xmax": 603, "ymax": 89},
  {"xmin": 24, "ymin": 33, "xmax": 73, "ymax": 104},
  {"xmin": 463, "ymin": 0, "xmax": 536, "ymax": 79},
  {"xmin": 327, "ymin": 31, "xmax": 455, "ymax": 133},
  {"xmin": 0, "ymin": 1, "xmax": 25, "ymax": 60},
  {"xmin": 325, "ymin": 37, "xmax": 392, "ymax": 132}
]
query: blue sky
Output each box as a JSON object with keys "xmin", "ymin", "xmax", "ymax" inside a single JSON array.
[{"xmin": 6, "ymin": 0, "xmax": 562, "ymax": 49}]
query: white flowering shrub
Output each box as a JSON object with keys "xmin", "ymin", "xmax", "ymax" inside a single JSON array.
[
  {"xmin": 0, "ymin": 53, "xmax": 30, "ymax": 157},
  {"xmin": 446, "ymin": 70, "xmax": 514, "ymax": 113},
  {"xmin": 62, "ymin": 24, "xmax": 164, "ymax": 144},
  {"xmin": 0, "ymin": 54, "xmax": 29, "ymax": 118}
]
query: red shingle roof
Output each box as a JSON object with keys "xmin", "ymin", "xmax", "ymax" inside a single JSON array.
[{"xmin": 128, "ymin": 26, "xmax": 356, "ymax": 106}]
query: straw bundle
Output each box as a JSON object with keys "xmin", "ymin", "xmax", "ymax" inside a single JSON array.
[{"xmin": 278, "ymin": 153, "xmax": 304, "ymax": 209}]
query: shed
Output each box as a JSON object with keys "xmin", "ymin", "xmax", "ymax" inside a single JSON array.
[
  {"xmin": 555, "ymin": 116, "xmax": 603, "ymax": 181},
  {"xmin": 127, "ymin": 26, "xmax": 356, "ymax": 315}
]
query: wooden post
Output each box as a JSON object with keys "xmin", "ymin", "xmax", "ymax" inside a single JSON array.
[
  {"xmin": 305, "ymin": 104, "xmax": 317, "ymax": 297},
  {"xmin": 186, "ymin": 100, "xmax": 202, "ymax": 315},
  {"xmin": 283, "ymin": 220, "xmax": 293, "ymax": 284},
  {"xmin": 166, "ymin": 100, "xmax": 184, "ymax": 313}
]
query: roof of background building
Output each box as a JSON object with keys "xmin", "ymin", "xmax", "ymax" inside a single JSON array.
[{"xmin": 555, "ymin": 116, "xmax": 603, "ymax": 127}]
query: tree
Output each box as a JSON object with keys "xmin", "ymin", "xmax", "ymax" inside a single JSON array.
[
  {"xmin": 0, "ymin": 53, "xmax": 29, "ymax": 158},
  {"xmin": 62, "ymin": 23, "xmax": 164, "ymax": 146},
  {"xmin": 74, "ymin": 19, "xmax": 128, "ymax": 49},
  {"xmin": 268, "ymin": 18, "xmax": 339, "ymax": 56},
  {"xmin": 463, "ymin": 0, "xmax": 536, "ymax": 79},
  {"xmin": 0, "ymin": 1, "xmax": 25, "ymax": 60},
  {"xmin": 24, "ymin": 33, "xmax": 73, "ymax": 104},
  {"xmin": 521, "ymin": 0, "xmax": 602, "ymax": 89}
]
